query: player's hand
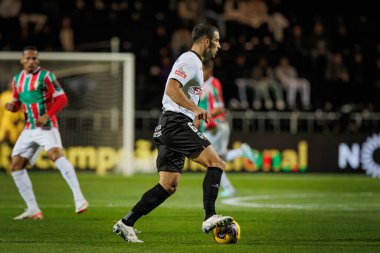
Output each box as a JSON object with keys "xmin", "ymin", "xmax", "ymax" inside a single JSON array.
[
  {"xmin": 5, "ymin": 102, "xmax": 15, "ymax": 112},
  {"xmin": 36, "ymin": 114, "xmax": 50, "ymax": 127},
  {"xmin": 194, "ymin": 107, "xmax": 211, "ymax": 123},
  {"xmin": 193, "ymin": 118, "xmax": 200, "ymax": 128}
]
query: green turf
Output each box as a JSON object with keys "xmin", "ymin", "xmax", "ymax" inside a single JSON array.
[{"xmin": 0, "ymin": 172, "xmax": 380, "ymax": 253}]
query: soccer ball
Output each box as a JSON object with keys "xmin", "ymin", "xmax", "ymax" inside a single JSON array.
[{"xmin": 212, "ymin": 220, "xmax": 241, "ymax": 244}]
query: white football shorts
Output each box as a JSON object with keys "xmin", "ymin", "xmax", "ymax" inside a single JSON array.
[{"xmin": 12, "ymin": 128, "xmax": 63, "ymax": 165}]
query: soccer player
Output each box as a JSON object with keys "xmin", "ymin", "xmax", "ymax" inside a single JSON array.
[
  {"xmin": 198, "ymin": 59, "xmax": 257, "ymax": 198},
  {"xmin": 5, "ymin": 46, "xmax": 88, "ymax": 220},
  {"xmin": 113, "ymin": 23, "xmax": 233, "ymax": 243}
]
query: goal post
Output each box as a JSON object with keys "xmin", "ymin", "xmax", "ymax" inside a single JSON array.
[{"xmin": 0, "ymin": 52, "xmax": 135, "ymax": 175}]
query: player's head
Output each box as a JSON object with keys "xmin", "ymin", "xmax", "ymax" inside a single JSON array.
[
  {"xmin": 21, "ymin": 46, "xmax": 39, "ymax": 73},
  {"xmin": 192, "ymin": 23, "xmax": 220, "ymax": 60},
  {"xmin": 202, "ymin": 59, "xmax": 214, "ymax": 81}
]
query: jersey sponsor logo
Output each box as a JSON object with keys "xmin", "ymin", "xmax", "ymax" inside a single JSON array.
[
  {"xmin": 175, "ymin": 69, "xmax": 187, "ymax": 78},
  {"xmin": 33, "ymin": 81, "xmax": 40, "ymax": 90}
]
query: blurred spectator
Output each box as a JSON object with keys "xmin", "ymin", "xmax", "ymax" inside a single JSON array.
[
  {"xmin": 0, "ymin": 0, "xmax": 21, "ymax": 18},
  {"xmin": 233, "ymin": 54, "xmax": 253, "ymax": 110},
  {"xmin": 275, "ymin": 56, "xmax": 311, "ymax": 110},
  {"xmin": 177, "ymin": 0, "xmax": 198, "ymax": 26},
  {"xmin": 59, "ymin": 16, "xmax": 74, "ymax": 51},
  {"xmin": 224, "ymin": 0, "xmax": 269, "ymax": 29},
  {"xmin": 251, "ymin": 57, "xmax": 285, "ymax": 110},
  {"xmin": 311, "ymin": 40, "xmax": 329, "ymax": 109},
  {"xmin": 325, "ymin": 52, "xmax": 350, "ymax": 109},
  {"xmin": 267, "ymin": 11, "xmax": 289, "ymax": 43},
  {"xmin": 224, "ymin": 0, "xmax": 270, "ymax": 41},
  {"xmin": 349, "ymin": 49, "xmax": 369, "ymax": 107},
  {"xmin": 170, "ymin": 26, "xmax": 192, "ymax": 59}
]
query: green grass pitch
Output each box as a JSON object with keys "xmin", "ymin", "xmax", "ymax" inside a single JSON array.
[{"xmin": 0, "ymin": 172, "xmax": 380, "ymax": 253}]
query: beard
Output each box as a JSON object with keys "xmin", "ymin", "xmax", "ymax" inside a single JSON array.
[{"xmin": 204, "ymin": 47, "xmax": 215, "ymax": 60}]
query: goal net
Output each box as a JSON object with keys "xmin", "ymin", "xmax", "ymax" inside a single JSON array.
[{"xmin": 0, "ymin": 52, "xmax": 135, "ymax": 175}]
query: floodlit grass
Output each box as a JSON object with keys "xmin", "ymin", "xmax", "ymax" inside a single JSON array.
[{"xmin": 1, "ymin": 172, "xmax": 380, "ymax": 253}]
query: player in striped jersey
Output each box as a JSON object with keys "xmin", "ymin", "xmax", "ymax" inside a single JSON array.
[
  {"xmin": 5, "ymin": 46, "xmax": 88, "ymax": 220},
  {"xmin": 198, "ymin": 60, "xmax": 257, "ymax": 198}
]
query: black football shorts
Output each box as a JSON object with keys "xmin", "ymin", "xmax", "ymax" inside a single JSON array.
[{"xmin": 153, "ymin": 111, "xmax": 210, "ymax": 173}]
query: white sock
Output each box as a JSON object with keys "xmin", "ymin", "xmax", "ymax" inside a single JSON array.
[
  {"xmin": 55, "ymin": 157, "xmax": 85, "ymax": 202},
  {"xmin": 220, "ymin": 172, "xmax": 235, "ymax": 192},
  {"xmin": 11, "ymin": 169, "xmax": 40, "ymax": 212},
  {"xmin": 226, "ymin": 149, "xmax": 243, "ymax": 162}
]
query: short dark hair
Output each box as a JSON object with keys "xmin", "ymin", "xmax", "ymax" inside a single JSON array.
[
  {"xmin": 22, "ymin": 46, "xmax": 38, "ymax": 52},
  {"xmin": 192, "ymin": 23, "xmax": 218, "ymax": 43}
]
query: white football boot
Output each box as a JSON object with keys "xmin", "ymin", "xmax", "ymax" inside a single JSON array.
[
  {"xmin": 202, "ymin": 214, "xmax": 233, "ymax": 233},
  {"xmin": 219, "ymin": 188, "xmax": 236, "ymax": 198},
  {"xmin": 13, "ymin": 209, "xmax": 43, "ymax": 220},
  {"xmin": 241, "ymin": 143, "xmax": 257, "ymax": 163},
  {"xmin": 75, "ymin": 199, "xmax": 89, "ymax": 214},
  {"xmin": 113, "ymin": 220, "xmax": 143, "ymax": 243}
]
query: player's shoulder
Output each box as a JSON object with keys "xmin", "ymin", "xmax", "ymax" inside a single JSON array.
[
  {"xmin": 39, "ymin": 67, "xmax": 53, "ymax": 75},
  {"xmin": 211, "ymin": 76, "xmax": 222, "ymax": 87},
  {"xmin": 176, "ymin": 51, "xmax": 201, "ymax": 65}
]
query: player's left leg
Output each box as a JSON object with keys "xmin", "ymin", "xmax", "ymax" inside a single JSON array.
[
  {"xmin": 47, "ymin": 147, "xmax": 88, "ymax": 214},
  {"xmin": 192, "ymin": 145, "xmax": 233, "ymax": 232},
  {"xmin": 205, "ymin": 123, "xmax": 236, "ymax": 198},
  {"xmin": 42, "ymin": 128, "xmax": 88, "ymax": 214}
]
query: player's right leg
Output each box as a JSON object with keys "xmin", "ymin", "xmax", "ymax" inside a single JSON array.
[
  {"xmin": 11, "ymin": 157, "xmax": 43, "ymax": 220},
  {"xmin": 11, "ymin": 130, "xmax": 43, "ymax": 220}
]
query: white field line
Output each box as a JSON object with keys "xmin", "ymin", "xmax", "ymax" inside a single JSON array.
[{"xmin": 221, "ymin": 192, "xmax": 380, "ymax": 210}]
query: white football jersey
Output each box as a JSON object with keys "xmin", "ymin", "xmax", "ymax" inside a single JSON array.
[{"xmin": 162, "ymin": 51, "xmax": 203, "ymax": 120}]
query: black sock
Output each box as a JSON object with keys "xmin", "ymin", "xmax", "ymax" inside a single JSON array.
[
  {"xmin": 122, "ymin": 183, "xmax": 170, "ymax": 226},
  {"xmin": 203, "ymin": 167, "xmax": 223, "ymax": 220}
]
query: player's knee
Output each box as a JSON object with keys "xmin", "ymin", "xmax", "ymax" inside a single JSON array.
[
  {"xmin": 167, "ymin": 185, "xmax": 177, "ymax": 195},
  {"xmin": 10, "ymin": 156, "xmax": 28, "ymax": 171},
  {"xmin": 209, "ymin": 158, "xmax": 225, "ymax": 170},
  {"xmin": 161, "ymin": 182, "xmax": 177, "ymax": 195},
  {"xmin": 47, "ymin": 148, "xmax": 64, "ymax": 161}
]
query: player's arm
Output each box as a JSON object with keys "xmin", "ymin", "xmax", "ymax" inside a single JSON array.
[
  {"xmin": 5, "ymin": 80, "xmax": 21, "ymax": 113},
  {"xmin": 209, "ymin": 80, "xmax": 225, "ymax": 117},
  {"xmin": 36, "ymin": 77, "xmax": 67, "ymax": 127},
  {"xmin": 165, "ymin": 79, "xmax": 211, "ymax": 123}
]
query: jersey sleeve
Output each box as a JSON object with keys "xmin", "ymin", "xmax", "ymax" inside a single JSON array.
[
  {"xmin": 213, "ymin": 78, "xmax": 224, "ymax": 108},
  {"xmin": 167, "ymin": 58, "xmax": 197, "ymax": 87},
  {"xmin": 45, "ymin": 72, "xmax": 65, "ymax": 97},
  {"xmin": 11, "ymin": 78, "xmax": 19, "ymax": 103}
]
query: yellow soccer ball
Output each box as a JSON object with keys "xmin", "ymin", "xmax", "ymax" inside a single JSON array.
[{"xmin": 212, "ymin": 220, "xmax": 241, "ymax": 244}]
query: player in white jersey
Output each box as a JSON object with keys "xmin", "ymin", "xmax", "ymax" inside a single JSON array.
[{"xmin": 113, "ymin": 23, "xmax": 233, "ymax": 243}]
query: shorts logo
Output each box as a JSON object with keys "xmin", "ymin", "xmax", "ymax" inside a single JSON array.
[
  {"xmin": 154, "ymin": 125, "xmax": 162, "ymax": 137},
  {"xmin": 197, "ymin": 131, "xmax": 206, "ymax": 140},
  {"xmin": 188, "ymin": 122, "xmax": 198, "ymax": 132},
  {"xmin": 175, "ymin": 69, "xmax": 187, "ymax": 78}
]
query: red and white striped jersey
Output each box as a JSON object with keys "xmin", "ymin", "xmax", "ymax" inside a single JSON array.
[{"xmin": 12, "ymin": 67, "xmax": 64, "ymax": 129}]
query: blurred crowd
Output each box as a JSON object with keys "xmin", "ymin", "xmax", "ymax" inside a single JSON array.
[{"xmin": 1, "ymin": 0, "xmax": 380, "ymax": 112}]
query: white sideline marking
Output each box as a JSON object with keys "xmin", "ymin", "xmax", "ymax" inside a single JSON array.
[{"xmin": 221, "ymin": 193, "xmax": 380, "ymax": 211}]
